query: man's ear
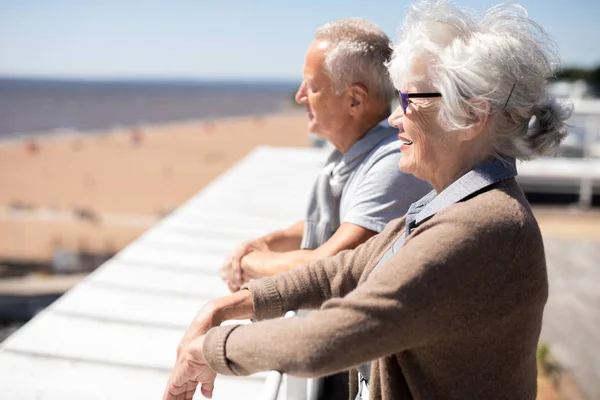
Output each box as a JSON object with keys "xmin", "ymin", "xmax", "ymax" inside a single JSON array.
[
  {"xmin": 348, "ymin": 83, "xmax": 368, "ymax": 116},
  {"xmin": 460, "ymin": 98, "xmax": 490, "ymax": 141}
]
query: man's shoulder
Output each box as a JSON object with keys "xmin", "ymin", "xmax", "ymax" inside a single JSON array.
[
  {"xmin": 349, "ymin": 127, "xmax": 431, "ymax": 194},
  {"xmin": 371, "ymin": 127, "xmax": 401, "ymax": 157},
  {"xmin": 359, "ymin": 128, "xmax": 401, "ymax": 171}
]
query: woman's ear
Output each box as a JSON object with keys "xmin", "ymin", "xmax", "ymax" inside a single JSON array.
[
  {"xmin": 460, "ymin": 98, "xmax": 490, "ymax": 141},
  {"xmin": 348, "ymin": 83, "xmax": 368, "ymax": 116}
]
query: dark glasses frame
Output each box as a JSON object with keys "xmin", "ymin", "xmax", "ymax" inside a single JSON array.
[{"xmin": 399, "ymin": 91, "xmax": 442, "ymax": 113}]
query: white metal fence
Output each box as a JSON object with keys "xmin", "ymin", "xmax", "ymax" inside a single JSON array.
[
  {"xmin": 261, "ymin": 310, "xmax": 297, "ymax": 400},
  {"xmin": 516, "ymin": 114, "xmax": 600, "ymax": 208},
  {"xmin": 260, "ymin": 310, "xmax": 321, "ymax": 400}
]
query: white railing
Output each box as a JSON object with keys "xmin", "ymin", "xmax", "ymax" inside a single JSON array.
[
  {"xmin": 261, "ymin": 310, "xmax": 298, "ymax": 400},
  {"xmin": 516, "ymin": 114, "xmax": 600, "ymax": 209},
  {"xmin": 579, "ymin": 116, "xmax": 600, "ymax": 208}
]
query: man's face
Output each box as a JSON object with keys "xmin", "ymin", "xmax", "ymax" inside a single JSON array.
[{"xmin": 295, "ymin": 41, "xmax": 349, "ymax": 140}]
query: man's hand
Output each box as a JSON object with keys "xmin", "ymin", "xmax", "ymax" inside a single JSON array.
[
  {"xmin": 222, "ymin": 223, "xmax": 378, "ymax": 288},
  {"xmin": 240, "ymin": 251, "xmax": 277, "ymax": 280},
  {"xmin": 163, "ymin": 336, "xmax": 216, "ymax": 400},
  {"xmin": 220, "ymin": 239, "xmax": 270, "ymax": 291}
]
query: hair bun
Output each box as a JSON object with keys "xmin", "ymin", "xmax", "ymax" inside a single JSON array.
[{"xmin": 525, "ymin": 98, "xmax": 572, "ymax": 157}]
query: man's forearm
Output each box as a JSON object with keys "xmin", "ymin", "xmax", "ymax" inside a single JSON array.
[
  {"xmin": 262, "ymin": 250, "xmax": 321, "ymax": 275},
  {"xmin": 262, "ymin": 221, "xmax": 304, "ymax": 252},
  {"xmin": 242, "ymin": 248, "xmax": 325, "ymax": 279}
]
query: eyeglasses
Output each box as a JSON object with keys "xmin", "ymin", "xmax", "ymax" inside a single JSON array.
[{"xmin": 399, "ymin": 90, "xmax": 442, "ymax": 113}]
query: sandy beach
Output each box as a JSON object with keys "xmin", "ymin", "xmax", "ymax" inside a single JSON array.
[
  {"xmin": 1, "ymin": 111, "xmax": 598, "ymax": 399},
  {"xmin": 0, "ymin": 112, "xmax": 310, "ymax": 262},
  {"xmin": 2, "ymin": 112, "xmax": 600, "ymax": 263}
]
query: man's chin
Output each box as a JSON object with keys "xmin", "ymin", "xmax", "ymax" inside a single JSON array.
[{"xmin": 308, "ymin": 123, "xmax": 322, "ymax": 136}]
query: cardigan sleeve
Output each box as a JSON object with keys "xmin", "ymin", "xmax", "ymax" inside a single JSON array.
[
  {"xmin": 240, "ymin": 218, "xmax": 404, "ymax": 321},
  {"xmin": 203, "ymin": 206, "xmax": 541, "ymax": 378}
]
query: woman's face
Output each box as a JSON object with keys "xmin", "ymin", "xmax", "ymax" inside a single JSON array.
[{"xmin": 388, "ymin": 84, "xmax": 456, "ymax": 186}]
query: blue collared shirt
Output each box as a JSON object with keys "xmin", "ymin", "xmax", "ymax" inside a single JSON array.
[
  {"xmin": 377, "ymin": 157, "xmax": 518, "ymax": 265},
  {"xmin": 356, "ymin": 157, "xmax": 518, "ymax": 393},
  {"xmin": 405, "ymin": 157, "xmax": 518, "ymax": 235}
]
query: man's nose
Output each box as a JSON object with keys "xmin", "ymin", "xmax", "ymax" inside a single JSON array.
[{"xmin": 295, "ymin": 82, "xmax": 307, "ymax": 104}]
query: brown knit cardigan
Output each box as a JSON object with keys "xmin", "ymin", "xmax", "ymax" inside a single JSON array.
[{"xmin": 204, "ymin": 178, "xmax": 547, "ymax": 399}]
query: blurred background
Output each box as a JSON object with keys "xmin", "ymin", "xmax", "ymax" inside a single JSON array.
[{"xmin": 0, "ymin": 1, "xmax": 599, "ymax": 399}]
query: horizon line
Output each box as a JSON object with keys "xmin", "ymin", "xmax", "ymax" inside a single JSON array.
[{"xmin": 0, "ymin": 74, "xmax": 302, "ymax": 84}]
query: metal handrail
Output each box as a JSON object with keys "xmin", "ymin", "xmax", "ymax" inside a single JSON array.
[
  {"xmin": 579, "ymin": 116, "xmax": 600, "ymax": 208},
  {"xmin": 261, "ymin": 310, "xmax": 297, "ymax": 400}
]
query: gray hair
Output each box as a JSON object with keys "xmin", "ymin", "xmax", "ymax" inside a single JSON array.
[
  {"xmin": 315, "ymin": 18, "xmax": 395, "ymax": 106},
  {"xmin": 387, "ymin": 0, "xmax": 572, "ymax": 160}
]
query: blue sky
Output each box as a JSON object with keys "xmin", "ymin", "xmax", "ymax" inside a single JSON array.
[{"xmin": 1, "ymin": 0, "xmax": 599, "ymax": 80}]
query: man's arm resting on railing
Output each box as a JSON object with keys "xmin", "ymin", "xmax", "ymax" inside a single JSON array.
[
  {"xmin": 241, "ymin": 222, "xmax": 378, "ymax": 279},
  {"xmin": 240, "ymin": 219, "xmax": 399, "ymax": 320},
  {"xmin": 260, "ymin": 221, "xmax": 305, "ymax": 252},
  {"xmin": 221, "ymin": 221, "xmax": 305, "ymax": 291}
]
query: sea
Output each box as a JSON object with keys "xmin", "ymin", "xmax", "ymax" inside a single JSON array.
[{"xmin": 0, "ymin": 78, "xmax": 301, "ymax": 139}]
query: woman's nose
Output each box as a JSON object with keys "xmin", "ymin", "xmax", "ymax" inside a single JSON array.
[{"xmin": 388, "ymin": 106, "xmax": 404, "ymax": 130}]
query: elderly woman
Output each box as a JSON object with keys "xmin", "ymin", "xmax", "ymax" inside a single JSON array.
[{"xmin": 163, "ymin": 1, "xmax": 571, "ymax": 399}]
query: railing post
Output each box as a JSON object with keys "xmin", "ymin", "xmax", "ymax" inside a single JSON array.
[
  {"xmin": 262, "ymin": 310, "xmax": 298, "ymax": 400},
  {"xmin": 261, "ymin": 310, "xmax": 320, "ymax": 400},
  {"xmin": 262, "ymin": 371, "xmax": 284, "ymax": 400},
  {"xmin": 579, "ymin": 116, "xmax": 598, "ymax": 208}
]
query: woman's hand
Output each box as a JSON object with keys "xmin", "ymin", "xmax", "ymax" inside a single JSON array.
[
  {"xmin": 166, "ymin": 303, "xmax": 220, "ymax": 400},
  {"xmin": 163, "ymin": 335, "xmax": 216, "ymax": 400},
  {"xmin": 176, "ymin": 303, "xmax": 219, "ymax": 361},
  {"xmin": 164, "ymin": 292, "xmax": 254, "ymax": 399}
]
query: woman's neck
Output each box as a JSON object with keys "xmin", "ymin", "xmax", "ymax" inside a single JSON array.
[{"xmin": 430, "ymin": 147, "xmax": 492, "ymax": 193}]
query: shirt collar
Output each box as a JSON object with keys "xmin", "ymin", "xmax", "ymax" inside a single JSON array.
[
  {"xmin": 405, "ymin": 157, "xmax": 518, "ymax": 233},
  {"xmin": 343, "ymin": 118, "xmax": 393, "ymax": 157},
  {"xmin": 331, "ymin": 118, "xmax": 396, "ymax": 172}
]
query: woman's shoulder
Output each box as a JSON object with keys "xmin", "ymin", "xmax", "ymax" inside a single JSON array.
[
  {"xmin": 406, "ymin": 179, "xmax": 545, "ymax": 274},
  {"xmin": 441, "ymin": 178, "xmax": 541, "ymax": 239}
]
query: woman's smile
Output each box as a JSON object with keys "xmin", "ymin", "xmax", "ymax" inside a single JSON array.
[{"xmin": 398, "ymin": 134, "xmax": 414, "ymax": 150}]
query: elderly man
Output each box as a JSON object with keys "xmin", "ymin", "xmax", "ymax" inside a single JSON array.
[
  {"xmin": 218, "ymin": 19, "xmax": 430, "ymax": 399},
  {"xmin": 221, "ymin": 19, "xmax": 430, "ymax": 291}
]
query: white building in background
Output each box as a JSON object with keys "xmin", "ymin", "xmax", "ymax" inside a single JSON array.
[
  {"xmin": 546, "ymin": 79, "xmax": 592, "ymax": 100},
  {"xmin": 513, "ymin": 80, "xmax": 600, "ymax": 207}
]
